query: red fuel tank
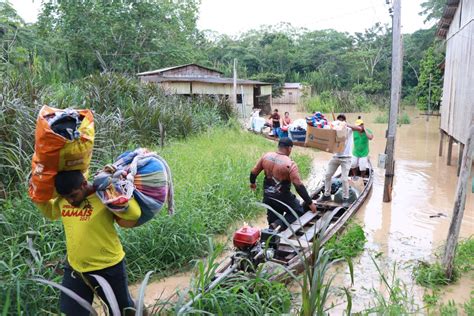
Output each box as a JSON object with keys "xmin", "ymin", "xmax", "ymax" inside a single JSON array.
[{"xmin": 233, "ymin": 225, "xmax": 261, "ymax": 250}]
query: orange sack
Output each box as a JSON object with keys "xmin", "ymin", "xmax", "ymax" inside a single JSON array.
[{"xmin": 29, "ymin": 106, "xmax": 95, "ymax": 202}]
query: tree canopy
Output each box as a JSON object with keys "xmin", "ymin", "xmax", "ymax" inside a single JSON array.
[{"xmin": 1, "ymin": 0, "xmax": 443, "ymax": 104}]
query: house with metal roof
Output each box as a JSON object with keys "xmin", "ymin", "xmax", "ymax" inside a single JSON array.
[
  {"xmin": 436, "ymin": 0, "xmax": 474, "ymax": 174},
  {"xmin": 273, "ymin": 83, "xmax": 311, "ymax": 104},
  {"xmin": 137, "ymin": 64, "xmax": 273, "ymax": 116}
]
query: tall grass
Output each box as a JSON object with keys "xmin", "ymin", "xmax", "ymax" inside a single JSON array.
[
  {"xmin": 362, "ymin": 258, "xmax": 420, "ymax": 314},
  {"xmin": 182, "ymin": 263, "xmax": 292, "ymax": 315},
  {"xmin": 0, "ymin": 72, "xmax": 233, "ymax": 195},
  {"xmin": 0, "ymin": 197, "xmax": 64, "ymax": 315}
]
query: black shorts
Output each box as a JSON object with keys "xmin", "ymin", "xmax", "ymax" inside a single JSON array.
[
  {"xmin": 60, "ymin": 259, "xmax": 135, "ymax": 316},
  {"xmin": 263, "ymin": 193, "xmax": 304, "ymax": 230}
]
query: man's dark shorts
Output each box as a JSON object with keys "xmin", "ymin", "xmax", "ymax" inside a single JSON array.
[
  {"xmin": 264, "ymin": 192, "xmax": 304, "ymax": 230},
  {"xmin": 60, "ymin": 259, "xmax": 135, "ymax": 315}
]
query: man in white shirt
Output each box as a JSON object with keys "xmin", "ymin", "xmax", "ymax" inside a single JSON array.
[{"xmin": 317, "ymin": 114, "xmax": 363, "ymax": 207}]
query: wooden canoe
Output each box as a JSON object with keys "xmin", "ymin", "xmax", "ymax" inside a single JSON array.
[
  {"xmin": 216, "ymin": 161, "xmax": 374, "ymax": 282},
  {"xmin": 270, "ymin": 163, "xmax": 374, "ymax": 281}
]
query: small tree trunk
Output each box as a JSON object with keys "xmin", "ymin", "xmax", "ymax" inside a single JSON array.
[{"xmin": 442, "ymin": 125, "xmax": 474, "ymax": 280}]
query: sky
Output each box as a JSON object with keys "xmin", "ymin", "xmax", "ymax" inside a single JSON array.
[{"xmin": 10, "ymin": 0, "xmax": 435, "ymax": 35}]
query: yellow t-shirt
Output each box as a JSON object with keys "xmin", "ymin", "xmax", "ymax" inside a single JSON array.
[{"xmin": 36, "ymin": 193, "xmax": 141, "ymax": 273}]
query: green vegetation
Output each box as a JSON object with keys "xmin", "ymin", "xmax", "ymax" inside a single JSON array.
[
  {"xmin": 399, "ymin": 112, "xmax": 412, "ymax": 124},
  {"xmin": 0, "ymin": 0, "xmax": 461, "ymax": 314},
  {"xmin": 187, "ymin": 270, "xmax": 292, "ymax": 315},
  {"xmin": 439, "ymin": 300, "xmax": 459, "ymax": 315},
  {"xmin": 362, "ymin": 259, "xmax": 420, "ymax": 315},
  {"xmin": 415, "ymin": 262, "xmax": 453, "ymax": 287},
  {"xmin": 423, "ymin": 291, "xmax": 474, "ymax": 316},
  {"xmin": 454, "ymin": 237, "xmax": 474, "ymax": 274},
  {"xmin": 1, "ymin": 197, "xmax": 63, "ymax": 315},
  {"xmin": 0, "ymin": 73, "xmax": 233, "ymax": 195},
  {"xmin": 2, "ymin": 0, "xmax": 441, "ymax": 113},
  {"xmin": 324, "ymin": 223, "xmax": 367, "ymax": 260},
  {"xmin": 415, "ymin": 46, "xmax": 444, "ymax": 111},
  {"xmin": 373, "ymin": 111, "xmax": 411, "ymax": 124},
  {"xmin": 298, "ymin": 235, "xmax": 354, "ymax": 316},
  {"xmin": 464, "ymin": 292, "xmax": 474, "ymax": 315},
  {"xmin": 423, "ymin": 290, "xmax": 440, "ymax": 307},
  {"xmin": 304, "ymin": 91, "xmax": 379, "ymax": 114},
  {"xmin": 414, "ymin": 237, "xmax": 473, "ymax": 287}
]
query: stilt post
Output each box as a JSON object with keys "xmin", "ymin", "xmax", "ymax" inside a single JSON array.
[
  {"xmin": 447, "ymin": 136, "xmax": 454, "ymax": 166},
  {"xmin": 457, "ymin": 143, "xmax": 465, "ymax": 176},
  {"xmin": 439, "ymin": 129, "xmax": 445, "ymax": 157}
]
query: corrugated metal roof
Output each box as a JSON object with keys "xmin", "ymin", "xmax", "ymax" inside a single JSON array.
[
  {"xmin": 146, "ymin": 76, "xmax": 270, "ymax": 85},
  {"xmin": 283, "ymin": 83, "xmax": 302, "ymax": 89},
  {"xmin": 137, "ymin": 63, "xmax": 223, "ymax": 76},
  {"xmin": 436, "ymin": 0, "xmax": 461, "ymax": 38}
]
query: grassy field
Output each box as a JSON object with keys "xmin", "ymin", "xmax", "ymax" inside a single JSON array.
[
  {"xmin": 123, "ymin": 126, "xmax": 311, "ymax": 280},
  {"xmin": 0, "ymin": 126, "xmax": 311, "ymax": 314}
]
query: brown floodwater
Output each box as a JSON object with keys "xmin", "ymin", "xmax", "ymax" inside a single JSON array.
[
  {"xmin": 131, "ymin": 108, "xmax": 473, "ymax": 312},
  {"xmin": 292, "ymin": 109, "xmax": 473, "ymax": 312}
]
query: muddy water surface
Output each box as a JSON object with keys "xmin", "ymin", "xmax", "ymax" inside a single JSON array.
[{"xmin": 132, "ymin": 108, "xmax": 473, "ymax": 312}]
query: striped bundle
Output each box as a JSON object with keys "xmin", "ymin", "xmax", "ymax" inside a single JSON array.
[{"xmin": 94, "ymin": 148, "xmax": 174, "ymax": 226}]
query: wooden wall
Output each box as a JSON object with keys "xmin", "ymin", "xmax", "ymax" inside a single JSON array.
[
  {"xmin": 274, "ymin": 88, "xmax": 301, "ymax": 104},
  {"xmin": 260, "ymin": 85, "xmax": 272, "ymax": 96},
  {"xmin": 159, "ymin": 82, "xmax": 191, "ymax": 94},
  {"xmin": 158, "ymin": 82, "xmax": 256, "ymax": 117},
  {"xmin": 440, "ymin": 0, "xmax": 474, "ymax": 144}
]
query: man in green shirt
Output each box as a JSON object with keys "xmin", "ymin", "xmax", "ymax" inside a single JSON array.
[{"xmin": 351, "ymin": 118, "xmax": 374, "ymax": 178}]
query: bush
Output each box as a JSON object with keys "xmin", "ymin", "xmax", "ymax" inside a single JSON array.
[
  {"xmin": 373, "ymin": 112, "xmax": 411, "ymax": 124},
  {"xmin": 303, "ymin": 91, "xmax": 377, "ymax": 114},
  {"xmin": 351, "ymin": 78, "xmax": 384, "ymax": 95},
  {"xmin": 324, "ymin": 223, "xmax": 367, "ymax": 260}
]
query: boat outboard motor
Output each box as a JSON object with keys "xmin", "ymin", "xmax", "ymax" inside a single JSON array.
[
  {"xmin": 232, "ymin": 225, "xmax": 264, "ymax": 270},
  {"xmin": 232, "ymin": 225, "xmax": 282, "ymax": 270},
  {"xmin": 260, "ymin": 228, "xmax": 281, "ymax": 249}
]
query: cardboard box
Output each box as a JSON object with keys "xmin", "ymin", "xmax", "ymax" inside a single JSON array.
[{"xmin": 305, "ymin": 125, "xmax": 346, "ymax": 153}]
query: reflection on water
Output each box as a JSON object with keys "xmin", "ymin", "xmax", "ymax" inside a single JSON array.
[{"xmin": 132, "ymin": 108, "xmax": 473, "ymax": 311}]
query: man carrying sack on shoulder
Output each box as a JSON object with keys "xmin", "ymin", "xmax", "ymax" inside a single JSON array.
[
  {"xmin": 35, "ymin": 170, "xmax": 141, "ymax": 315},
  {"xmin": 30, "ymin": 107, "xmax": 141, "ymax": 315}
]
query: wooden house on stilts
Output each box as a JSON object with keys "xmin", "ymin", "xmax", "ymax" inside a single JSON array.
[{"xmin": 436, "ymin": 0, "xmax": 474, "ymax": 175}]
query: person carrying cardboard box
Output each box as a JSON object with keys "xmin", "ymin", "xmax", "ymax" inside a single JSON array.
[{"xmin": 317, "ymin": 114, "xmax": 363, "ymax": 207}]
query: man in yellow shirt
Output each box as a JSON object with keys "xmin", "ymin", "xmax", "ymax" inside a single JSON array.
[{"xmin": 36, "ymin": 170, "xmax": 141, "ymax": 315}]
